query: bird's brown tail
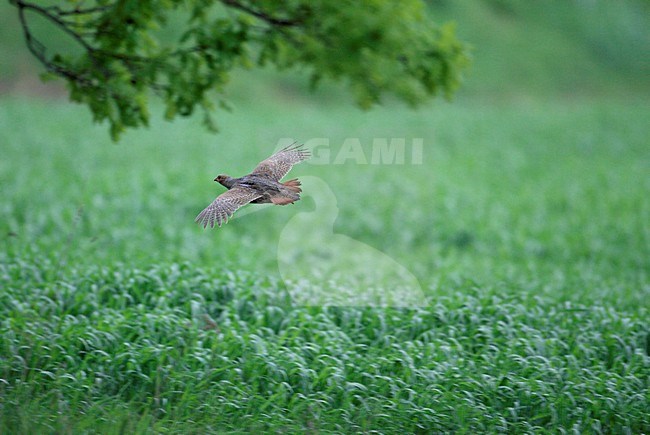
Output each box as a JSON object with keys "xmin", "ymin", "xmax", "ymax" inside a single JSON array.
[{"xmin": 282, "ymin": 178, "xmax": 302, "ymax": 193}]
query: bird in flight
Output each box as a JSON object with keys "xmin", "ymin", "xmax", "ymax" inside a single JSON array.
[{"xmin": 195, "ymin": 143, "xmax": 310, "ymax": 228}]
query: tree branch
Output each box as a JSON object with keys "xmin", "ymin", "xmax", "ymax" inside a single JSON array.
[
  {"xmin": 14, "ymin": 0, "xmax": 97, "ymax": 53},
  {"xmin": 220, "ymin": 0, "xmax": 300, "ymax": 27},
  {"xmin": 15, "ymin": 1, "xmax": 94, "ymax": 87},
  {"xmin": 50, "ymin": 5, "xmax": 112, "ymax": 17}
]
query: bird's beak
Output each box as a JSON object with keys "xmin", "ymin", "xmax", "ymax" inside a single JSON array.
[{"xmin": 213, "ymin": 177, "xmax": 219, "ymax": 182}]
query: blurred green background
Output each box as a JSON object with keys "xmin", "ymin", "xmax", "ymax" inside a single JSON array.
[{"xmin": 1, "ymin": 0, "xmax": 649, "ymax": 432}]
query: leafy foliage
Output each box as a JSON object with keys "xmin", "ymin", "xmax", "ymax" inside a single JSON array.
[{"xmin": 10, "ymin": 0, "xmax": 469, "ymax": 140}]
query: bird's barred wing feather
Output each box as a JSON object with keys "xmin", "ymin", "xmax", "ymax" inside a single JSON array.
[
  {"xmin": 195, "ymin": 187, "xmax": 261, "ymax": 228},
  {"xmin": 251, "ymin": 143, "xmax": 310, "ymax": 181}
]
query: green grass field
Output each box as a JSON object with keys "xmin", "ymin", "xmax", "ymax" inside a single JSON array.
[
  {"xmin": 1, "ymin": 93, "xmax": 648, "ymax": 432},
  {"xmin": 2, "ymin": 0, "xmax": 650, "ymax": 432}
]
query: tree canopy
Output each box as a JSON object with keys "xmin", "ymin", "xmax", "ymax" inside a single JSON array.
[{"xmin": 11, "ymin": 0, "xmax": 469, "ymax": 140}]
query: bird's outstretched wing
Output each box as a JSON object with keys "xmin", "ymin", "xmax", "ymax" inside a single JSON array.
[
  {"xmin": 251, "ymin": 143, "xmax": 310, "ymax": 181},
  {"xmin": 195, "ymin": 187, "xmax": 262, "ymax": 228}
]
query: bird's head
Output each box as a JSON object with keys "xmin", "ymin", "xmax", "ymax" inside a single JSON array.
[{"xmin": 215, "ymin": 174, "xmax": 236, "ymax": 188}]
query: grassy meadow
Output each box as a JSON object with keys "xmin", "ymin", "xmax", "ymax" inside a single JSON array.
[{"xmin": 1, "ymin": 0, "xmax": 650, "ymax": 432}]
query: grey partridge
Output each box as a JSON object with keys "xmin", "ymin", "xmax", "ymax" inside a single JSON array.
[{"xmin": 195, "ymin": 143, "xmax": 310, "ymax": 228}]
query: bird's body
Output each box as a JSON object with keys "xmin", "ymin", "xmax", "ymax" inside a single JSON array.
[
  {"xmin": 218, "ymin": 174, "xmax": 301, "ymax": 204},
  {"xmin": 195, "ymin": 144, "xmax": 310, "ymax": 228}
]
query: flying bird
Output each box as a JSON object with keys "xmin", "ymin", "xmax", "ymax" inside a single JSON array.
[{"xmin": 195, "ymin": 143, "xmax": 310, "ymax": 228}]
